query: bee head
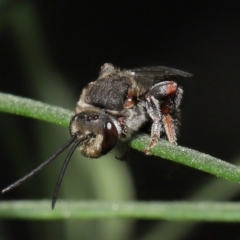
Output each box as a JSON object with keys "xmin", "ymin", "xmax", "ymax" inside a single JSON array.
[{"xmin": 69, "ymin": 111, "xmax": 120, "ymax": 158}]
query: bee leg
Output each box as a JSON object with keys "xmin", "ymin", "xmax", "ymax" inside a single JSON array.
[
  {"xmin": 115, "ymin": 142, "xmax": 129, "ymax": 161},
  {"xmin": 161, "ymin": 100, "xmax": 177, "ymax": 144},
  {"xmin": 158, "ymin": 83, "xmax": 183, "ymax": 144},
  {"xmin": 144, "ymin": 94, "xmax": 162, "ymax": 155},
  {"xmin": 145, "ymin": 81, "xmax": 181, "ymax": 154}
]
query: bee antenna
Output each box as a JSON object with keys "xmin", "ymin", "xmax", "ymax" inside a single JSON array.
[
  {"xmin": 1, "ymin": 133, "xmax": 78, "ymax": 194},
  {"xmin": 52, "ymin": 134, "xmax": 91, "ymax": 209}
]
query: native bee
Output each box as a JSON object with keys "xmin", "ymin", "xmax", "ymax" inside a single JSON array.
[{"xmin": 2, "ymin": 63, "xmax": 192, "ymax": 208}]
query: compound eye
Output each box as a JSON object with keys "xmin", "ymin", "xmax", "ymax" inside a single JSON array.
[{"xmin": 101, "ymin": 121, "xmax": 118, "ymax": 154}]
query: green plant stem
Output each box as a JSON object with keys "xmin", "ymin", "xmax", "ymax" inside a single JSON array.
[
  {"xmin": 0, "ymin": 200, "xmax": 240, "ymax": 221},
  {"xmin": 1, "ymin": 92, "xmax": 240, "ymax": 183},
  {"xmin": 129, "ymin": 135, "xmax": 240, "ymax": 183},
  {"xmin": 0, "ymin": 92, "xmax": 72, "ymax": 126}
]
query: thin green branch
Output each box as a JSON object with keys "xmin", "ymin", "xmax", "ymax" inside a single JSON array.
[
  {"xmin": 0, "ymin": 92, "xmax": 72, "ymax": 126},
  {"xmin": 1, "ymin": 92, "xmax": 240, "ymax": 183},
  {"xmin": 129, "ymin": 135, "xmax": 240, "ymax": 183},
  {"xmin": 0, "ymin": 200, "xmax": 240, "ymax": 221}
]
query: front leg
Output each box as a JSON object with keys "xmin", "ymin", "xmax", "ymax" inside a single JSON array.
[{"xmin": 145, "ymin": 81, "xmax": 182, "ymax": 154}]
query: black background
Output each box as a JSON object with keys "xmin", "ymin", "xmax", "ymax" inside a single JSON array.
[{"xmin": 0, "ymin": 1, "xmax": 240, "ymax": 240}]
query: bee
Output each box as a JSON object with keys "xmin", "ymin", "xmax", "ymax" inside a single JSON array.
[{"xmin": 2, "ymin": 63, "xmax": 192, "ymax": 208}]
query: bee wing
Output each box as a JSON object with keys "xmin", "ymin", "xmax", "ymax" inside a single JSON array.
[{"xmin": 130, "ymin": 66, "xmax": 193, "ymax": 78}]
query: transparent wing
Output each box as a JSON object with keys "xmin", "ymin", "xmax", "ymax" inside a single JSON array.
[{"xmin": 130, "ymin": 66, "xmax": 193, "ymax": 78}]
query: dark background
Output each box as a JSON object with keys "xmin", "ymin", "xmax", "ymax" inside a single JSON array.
[{"xmin": 0, "ymin": 1, "xmax": 240, "ymax": 240}]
